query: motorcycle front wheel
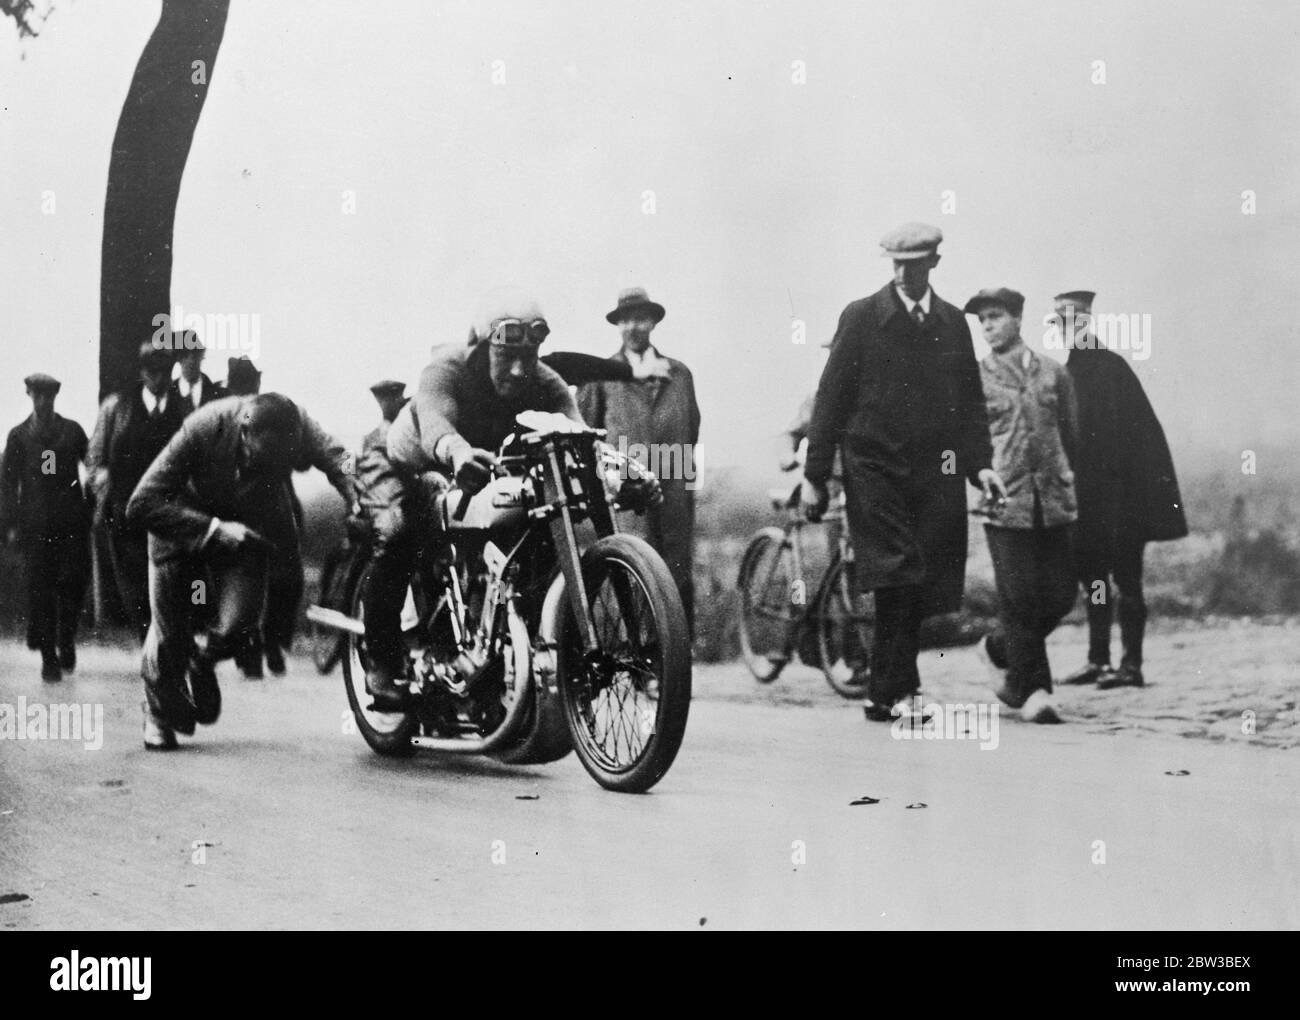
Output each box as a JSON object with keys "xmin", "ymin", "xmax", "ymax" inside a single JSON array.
[{"xmin": 556, "ymin": 534, "xmax": 691, "ymax": 793}]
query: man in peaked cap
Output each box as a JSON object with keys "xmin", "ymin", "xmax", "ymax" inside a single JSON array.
[
  {"xmin": 1, "ymin": 374, "xmax": 92, "ymax": 680},
  {"xmin": 363, "ymin": 380, "xmax": 408, "ymax": 455},
  {"xmin": 1054, "ymin": 289, "xmax": 1186, "ymax": 689},
  {"xmin": 803, "ymin": 223, "xmax": 1006, "ymax": 722},
  {"xmin": 967, "ymin": 288, "xmax": 1078, "ymax": 723},
  {"xmin": 578, "ymin": 287, "xmax": 701, "ymax": 634},
  {"xmin": 87, "ymin": 339, "xmax": 186, "ymax": 641}
]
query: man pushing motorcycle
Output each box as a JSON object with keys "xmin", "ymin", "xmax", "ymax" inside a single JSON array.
[{"xmin": 359, "ymin": 289, "xmax": 657, "ymax": 710}]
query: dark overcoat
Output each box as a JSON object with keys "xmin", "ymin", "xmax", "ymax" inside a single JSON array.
[
  {"xmin": 1066, "ymin": 345, "xmax": 1187, "ymax": 552},
  {"xmin": 0, "ymin": 414, "xmax": 91, "ymax": 541},
  {"xmin": 805, "ymin": 283, "xmax": 992, "ymax": 615}
]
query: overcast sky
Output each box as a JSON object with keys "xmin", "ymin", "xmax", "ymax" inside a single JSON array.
[{"xmin": 3, "ymin": 0, "xmax": 1297, "ymax": 478}]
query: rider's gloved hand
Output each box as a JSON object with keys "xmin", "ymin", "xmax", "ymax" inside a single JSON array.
[{"xmin": 450, "ymin": 441, "xmax": 497, "ymax": 495}]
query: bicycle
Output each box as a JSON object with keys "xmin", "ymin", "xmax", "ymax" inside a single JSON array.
[{"xmin": 735, "ymin": 479, "xmax": 874, "ymax": 698}]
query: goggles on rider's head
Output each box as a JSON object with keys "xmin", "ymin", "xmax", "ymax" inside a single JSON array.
[{"xmin": 488, "ymin": 318, "xmax": 550, "ymax": 348}]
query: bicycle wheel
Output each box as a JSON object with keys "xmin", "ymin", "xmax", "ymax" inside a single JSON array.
[
  {"xmin": 556, "ymin": 534, "xmax": 690, "ymax": 793},
  {"xmin": 815, "ymin": 557, "xmax": 873, "ymax": 699},
  {"xmin": 736, "ymin": 527, "xmax": 800, "ymax": 682}
]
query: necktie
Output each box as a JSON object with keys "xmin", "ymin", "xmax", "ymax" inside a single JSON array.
[{"xmin": 913, "ymin": 303, "xmax": 926, "ymax": 328}]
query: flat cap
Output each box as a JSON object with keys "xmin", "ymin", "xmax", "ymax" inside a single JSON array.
[
  {"xmin": 138, "ymin": 339, "xmax": 174, "ymax": 366},
  {"xmin": 23, "ymin": 373, "xmax": 61, "ymax": 394},
  {"xmin": 963, "ymin": 287, "xmax": 1025, "ymax": 317},
  {"xmin": 880, "ymin": 222, "xmax": 943, "ymax": 260},
  {"xmin": 1053, "ymin": 290, "xmax": 1096, "ymax": 306},
  {"xmin": 369, "ymin": 380, "xmax": 406, "ymax": 397}
]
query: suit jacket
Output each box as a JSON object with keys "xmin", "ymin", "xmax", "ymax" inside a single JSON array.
[
  {"xmin": 170, "ymin": 372, "xmax": 225, "ymax": 417},
  {"xmin": 0, "ymin": 414, "xmax": 91, "ymax": 540},
  {"xmin": 86, "ymin": 386, "xmax": 186, "ymax": 527},
  {"xmin": 981, "ymin": 346, "xmax": 1078, "ymax": 530},
  {"xmin": 1067, "ymin": 344, "xmax": 1187, "ymax": 545},
  {"xmin": 804, "ymin": 283, "xmax": 992, "ymax": 613},
  {"xmin": 124, "ymin": 396, "xmax": 356, "ymax": 563}
]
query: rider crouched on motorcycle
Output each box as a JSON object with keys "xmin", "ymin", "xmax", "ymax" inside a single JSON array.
[{"xmin": 358, "ymin": 291, "xmax": 590, "ymax": 710}]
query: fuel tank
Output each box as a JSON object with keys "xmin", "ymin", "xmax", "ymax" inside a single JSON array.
[{"xmin": 435, "ymin": 474, "xmax": 531, "ymax": 533}]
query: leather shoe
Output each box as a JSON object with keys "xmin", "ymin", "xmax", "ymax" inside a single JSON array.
[
  {"xmin": 264, "ymin": 642, "xmax": 287, "ymax": 677},
  {"xmin": 40, "ymin": 652, "xmax": 62, "ymax": 683},
  {"xmin": 1097, "ymin": 664, "xmax": 1144, "ymax": 689},
  {"xmin": 154, "ymin": 685, "xmax": 197, "ymax": 736},
  {"xmin": 1062, "ymin": 661, "xmax": 1110, "ymax": 685},
  {"xmin": 366, "ymin": 666, "xmax": 410, "ymax": 711},
  {"xmin": 58, "ymin": 643, "xmax": 76, "ymax": 672},
  {"xmin": 1020, "ymin": 689, "xmax": 1062, "ymax": 724},
  {"xmin": 189, "ymin": 657, "xmax": 222, "ymax": 725},
  {"xmin": 981, "ymin": 634, "xmax": 1008, "ymax": 671},
  {"xmin": 142, "ymin": 704, "xmax": 178, "ymax": 750},
  {"xmin": 862, "ymin": 700, "xmax": 895, "ymax": 723}
]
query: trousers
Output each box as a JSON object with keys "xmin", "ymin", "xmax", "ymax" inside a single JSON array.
[
  {"xmin": 985, "ymin": 520, "xmax": 1077, "ymax": 706},
  {"xmin": 1077, "ymin": 537, "xmax": 1147, "ymax": 668},
  {"xmin": 23, "ymin": 533, "xmax": 90, "ymax": 655},
  {"xmin": 141, "ymin": 548, "xmax": 268, "ymax": 727}
]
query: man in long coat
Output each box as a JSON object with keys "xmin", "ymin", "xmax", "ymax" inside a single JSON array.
[
  {"xmin": 803, "ymin": 223, "xmax": 1005, "ymax": 720},
  {"xmin": 577, "ymin": 287, "xmax": 701, "ymax": 634},
  {"xmin": 1055, "ymin": 290, "xmax": 1187, "ymax": 689},
  {"xmin": 1, "ymin": 374, "xmax": 92, "ymax": 680}
]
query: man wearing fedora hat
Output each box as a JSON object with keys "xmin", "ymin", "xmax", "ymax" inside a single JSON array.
[
  {"xmin": 87, "ymin": 338, "xmax": 187, "ymax": 641},
  {"xmin": 1, "ymin": 374, "xmax": 92, "ymax": 680},
  {"xmin": 578, "ymin": 287, "xmax": 701, "ymax": 633},
  {"xmin": 170, "ymin": 332, "xmax": 224, "ymax": 416},
  {"xmin": 803, "ymin": 224, "xmax": 1005, "ymax": 721},
  {"xmin": 967, "ymin": 288, "xmax": 1078, "ymax": 723}
]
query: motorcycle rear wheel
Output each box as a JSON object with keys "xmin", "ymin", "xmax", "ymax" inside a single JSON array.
[
  {"xmin": 556, "ymin": 534, "xmax": 691, "ymax": 793},
  {"xmin": 340, "ymin": 562, "xmax": 419, "ymax": 757}
]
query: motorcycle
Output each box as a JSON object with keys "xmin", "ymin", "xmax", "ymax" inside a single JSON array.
[{"xmin": 307, "ymin": 411, "xmax": 691, "ymax": 793}]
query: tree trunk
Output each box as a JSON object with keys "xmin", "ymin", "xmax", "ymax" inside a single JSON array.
[{"xmin": 99, "ymin": 0, "xmax": 230, "ymax": 400}]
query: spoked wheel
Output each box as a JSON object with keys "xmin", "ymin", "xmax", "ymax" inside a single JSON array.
[
  {"xmin": 816, "ymin": 557, "xmax": 874, "ymax": 699},
  {"xmin": 557, "ymin": 535, "xmax": 690, "ymax": 793},
  {"xmin": 736, "ymin": 526, "xmax": 800, "ymax": 682},
  {"xmin": 340, "ymin": 562, "xmax": 418, "ymax": 757}
]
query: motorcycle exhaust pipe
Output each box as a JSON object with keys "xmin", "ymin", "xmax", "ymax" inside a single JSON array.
[
  {"xmin": 306, "ymin": 605, "xmax": 365, "ymax": 636},
  {"xmin": 404, "ymin": 598, "xmax": 537, "ymax": 756}
]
